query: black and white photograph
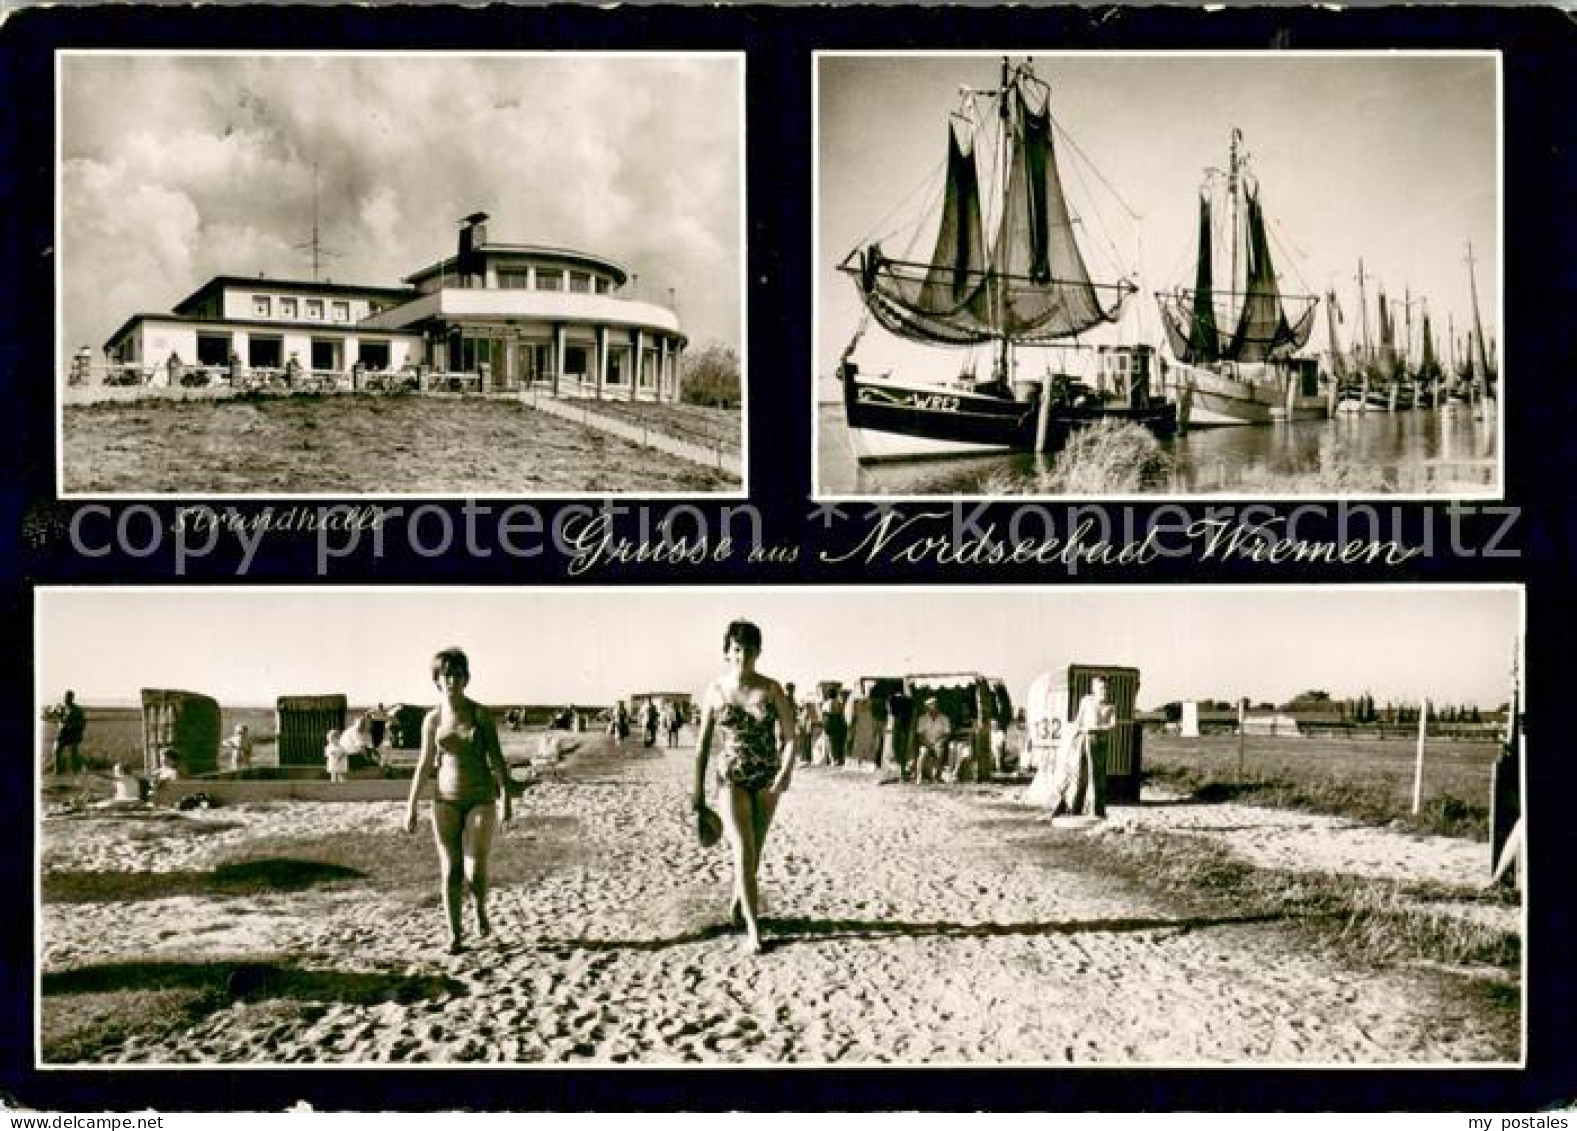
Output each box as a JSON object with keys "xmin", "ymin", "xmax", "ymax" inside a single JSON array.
[
  {"xmin": 37, "ymin": 585, "xmax": 1523, "ymax": 1067},
  {"xmin": 815, "ymin": 53, "xmax": 1502, "ymax": 499},
  {"xmin": 57, "ymin": 51, "xmax": 745, "ymax": 498}
]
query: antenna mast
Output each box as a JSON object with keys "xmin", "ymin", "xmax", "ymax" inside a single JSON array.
[{"xmin": 294, "ymin": 163, "xmax": 344, "ymax": 281}]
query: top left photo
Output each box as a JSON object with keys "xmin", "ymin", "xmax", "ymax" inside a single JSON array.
[{"xmin": 56, "ymin": 51, "xmax": 745, "ymax": 498}]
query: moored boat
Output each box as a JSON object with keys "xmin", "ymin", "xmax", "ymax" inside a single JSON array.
[
  {"xmin": 836, "ymin": 58, "xmax": 1176, "ymax": 460},
  {"xmin": 1155, "ymin": 129, "xmax": 1326, "ymax": 425}
]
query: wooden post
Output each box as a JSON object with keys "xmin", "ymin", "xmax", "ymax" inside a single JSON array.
[
  {"xmin": 1411, "ymin": 698, "xmax": 1428, "ymax": 815},
  {"xmin": 1034, "ymin": 371, "xmax": 1053, "ymax": 453},
  {"xmin": 1237, "ymin": 698, "xmax": 1247, "ymax": 782}
]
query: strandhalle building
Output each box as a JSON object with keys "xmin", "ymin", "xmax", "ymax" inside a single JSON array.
[{"xmin": 100, "ymin": 213, "xmax": 688, "ymax": 401}]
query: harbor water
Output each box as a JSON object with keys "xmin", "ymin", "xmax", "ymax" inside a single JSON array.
[{"xmin": 817, "ymin": 401, "xmax": 1499, "ymax": 496}]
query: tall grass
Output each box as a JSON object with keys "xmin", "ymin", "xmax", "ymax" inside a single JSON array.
[{"xmin": 981, "ymin": 419, "xmax": 1172, "ymax": 495}]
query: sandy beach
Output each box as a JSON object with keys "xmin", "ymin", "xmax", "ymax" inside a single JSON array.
[{"xmin": 39, "ymin": 735, "xmax": 1519, "ymax": 1066}]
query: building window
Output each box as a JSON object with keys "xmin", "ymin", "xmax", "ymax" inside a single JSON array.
[
  {"xmin": 359, "ymin": 341, "xmax": 391, "ymax": 370},
  {"xmin": 279, "ymin": 297, "xmax": 298, "ymax": 319},
  {"xmin": 249, "ymin": 336, "xmax": 283, "ymax": 369},
  {"xmin": 537, "ymin": 270, "xmax": 563, "ymax": 292},
  {"xmin": 253, "ymin": 295, "xmax": 272, "ymax": 318},
  {"xmin": 569, "ymin": 273, "xmax": 590, "ymax": 294},
  {"xmin": 564, "ymin": 346, "xmax": 589, "ymax": 379},
  {"xmin": 498, "ymin": 270, "xmax": 530, "ymax": 290},
  {"xmin": 331, "ymin": 301, "xmax": 349, "ymax": 322},
  {"xmin": 596, "ymin": 278, "xmax": 612, "ymax": 294},
  {"xmin": 305, "ymin": 299, "xmax": 324, "ymax": 320},
  {"xmin": 310, "ymin": 339, "xmax": 340, "ymax": 371},
  {"xmin": 197, "ymin": 334, "xmax": 230, "ymax": 366}
]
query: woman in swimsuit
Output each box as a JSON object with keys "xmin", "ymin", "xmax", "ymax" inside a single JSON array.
[
  {"xmin": 404, "ymin": 647, "xmax": 513, "ymax": 954},
  {"xmin": 691, "ymin": 619, "xmax": 797, "ymax": 955}
]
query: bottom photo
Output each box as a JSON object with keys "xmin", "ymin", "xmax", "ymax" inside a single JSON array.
[{"xmin": 33, "ymin": 586, "xmax": 1524, "ymax": 1068}]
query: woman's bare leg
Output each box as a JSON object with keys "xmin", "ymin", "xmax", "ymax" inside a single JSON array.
[
  {"xmin": 430, "ymin": 802, "xmax": 467, "ymax": 951},
  {"xmin": 719, "ymin": 785, "xmax": 764, "ymax": 952},
  {"xmin": 464, "ymin": 803, "xmax": 498, "ymax": 937}
]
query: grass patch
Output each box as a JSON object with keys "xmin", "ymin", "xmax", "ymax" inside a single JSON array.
[
  {"xmin": 41, "ymin": 958, "xmax": 464, "ymax": 1063},
  {"xmin": 1144, "ymin": 734, "xmax": 1498, "ymax": 841},
  {"xmin": 44, "ymin": 858, "xmax": 365, "ymax": 903},
  {"xmin": 1231, "ymin": 461, "xmax": 1395, "ymax": 493},
  {"xmin": 63, "ymin": 395, "xmax": 739, "ymax": 493},
  {"xmin": 572, "ymin": 399, "xmax": 741, "ymax": 457},
  {"xmin": 1060, "ymin": 827, "xmax": 1519, "ymax": 973},
  {"xmin": 980, "ymin": 419, "xmax": 1172, "ymax": 495}
]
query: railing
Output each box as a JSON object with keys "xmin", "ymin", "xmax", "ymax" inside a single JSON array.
[{"xmin": 66, "ymin": 362, "xmax": 488, "ymax": 396}]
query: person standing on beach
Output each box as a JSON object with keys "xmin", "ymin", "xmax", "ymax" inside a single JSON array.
[
  {"xmin": 1026, "ymin": 676, "xmax": 1117, "ymax": 818},
  {"xmin": 692, "ymin": 619, "xmax": 797, "ymax": 955},
  {"xmin": 404, "ymin": 647, "xmax": 513, "ymax": 954},
  {"xmin": 914, "ymin": 696, "xmax": 952, "ymax": 784},
  {"xmin": 51, "ymin": 691, "xmax": 86, "ymax": 776},
  {"xmin": 821, "ymin": 689, "xmax": 846, "ymax": 766}
]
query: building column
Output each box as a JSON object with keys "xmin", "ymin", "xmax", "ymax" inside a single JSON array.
[
  {"xmin": 596, "ymin": 325, "xmax": 609, "ymax": 402},
  {"xmin": 633, "ymin": 329, "xmax": 645, "ymax": 403},
  {"xmin": 659, "ymin": 337, "xmax": 670, "ymax": 404},
  {"xmin": 553, "ymin": 323, "xmax": 566, "ymax": 397},
  {"xmin": 673, "ymin": 341, "xmax": 684, "ymax": 404}
]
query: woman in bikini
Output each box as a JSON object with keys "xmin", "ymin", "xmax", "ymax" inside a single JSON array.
[
  {"xmin": 404, "ymin": 647, "xmax": 512, "ymax": 954},
  {"xmin": 691, "ymin": 619, "xmax": 797, "ymax": 955}
]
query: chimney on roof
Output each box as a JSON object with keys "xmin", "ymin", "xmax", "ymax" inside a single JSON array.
[{"xmin": 457, "ymin": 211, "xmax": 490, "ymax": 275}]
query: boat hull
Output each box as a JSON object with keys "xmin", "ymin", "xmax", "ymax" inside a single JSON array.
[
  {"xmin": 842, "ymin": 367, "xmax": 1176, "ymax": 461},
  {"xmin": 1169, "ymin": 360, "xmax": 1328, "ymax": 426}
]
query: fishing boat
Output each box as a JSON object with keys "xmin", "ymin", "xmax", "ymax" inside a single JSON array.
[
  {"xmin": 1155, "ymin": 129, "xmax": 1327, "ymax": 425},
  {"xmin": 835, "ymin": 58, "xmax": 1177, "ymax": 460}
]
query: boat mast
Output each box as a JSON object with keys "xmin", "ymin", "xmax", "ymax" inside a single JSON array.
[
  {"xmin": 1356, "ymin": 259, "xmax": 1371, "ymax": 368},
  {"xmin": 1403, "ymin": 286, "xmax": 1414, "ymax": 374},
  {"xmin": 994, "ymin": 56, "xmax": 1013, "ymax": 386},
  {"xmin": 1229, "ymin": 128, "xmax": 1243, "ymax": 321},
  {"xmin": 1466, "ymin": 241, "xmax": 1491, "ymax": 392}
]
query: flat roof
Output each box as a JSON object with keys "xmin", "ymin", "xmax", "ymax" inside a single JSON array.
[
  {"xmin": 403, "ymin": 243, "xmax": 630, "ymax": 286},
  {"xmin": 102, "ymin": 312, "xmax": 422, "ymax": 351},
  {"xmin": 171, "ymin": 275, "xmax": 417, "ymax": 316}
]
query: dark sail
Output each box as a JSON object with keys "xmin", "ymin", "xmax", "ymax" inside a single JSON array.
[
  {"xmin": 1228, "ymin": 190, "xmax": 1315, "ymax": 363},
  {"xmin": 852, "ymin": 84, "xmax": 1129, "ymax": 346},
  {"xmin": 1418, "ymin": 311, "xmax": 1441, "ymax": 382},
  {"xmin": 1160, "ymin": 194, "xmax": 1221, "ymax": 363},
  {"xmin": 1155, "ymin": 147, "xmax": 1317, "ymax": 366},
  {"xmin": 1325, "ymin": 290, "xmax": 1349, "ymax": 383}
]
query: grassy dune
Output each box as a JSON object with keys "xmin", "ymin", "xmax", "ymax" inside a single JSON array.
[{"xmin": 62, "ymin": 394, "xmax": 740, "ymax": 494}]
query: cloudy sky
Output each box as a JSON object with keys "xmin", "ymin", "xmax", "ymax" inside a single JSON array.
[
  {"xmin": 37, "ymin": 586, "xmax": 1521, "ymax": 711},
  {"xmin": 817, "ymin": 53, "xmax": 1499, "ymax": 397},
  {"xmin": 59, "ymin": 52, "xmax": 742, "ymax": 359}
]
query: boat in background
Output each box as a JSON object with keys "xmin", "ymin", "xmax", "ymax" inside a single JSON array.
[
  {"xmin": 837, "ymin": 58, "xmax": 1176, "ymax": 461},
  {"xmin": 1155, "ymin": 129, "xmax": 1327, "ymax": 425}
]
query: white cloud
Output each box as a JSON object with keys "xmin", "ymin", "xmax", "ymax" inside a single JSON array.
[{"xmin": 60, "ymin": 54, "xmax": 743, "ymax": 357}]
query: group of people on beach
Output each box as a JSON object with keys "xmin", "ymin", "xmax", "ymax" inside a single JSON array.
[
  {"xmin": 605, "ymin": 698, "xmax": 688, "ymax": 749},
  {"xmin": 398, "ymin": 622, "xmax": 1117, "ymax": 957},
  {"xmin": 32, "ymin": 617, "xmax": 1083, "ymax": 957},
  {"xmin": 399, "ymin": 623, "xmax": 795, "ymax": 956}
]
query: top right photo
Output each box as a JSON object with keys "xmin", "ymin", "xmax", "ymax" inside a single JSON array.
[{"xmin": 815, "ymin": 52, "xmax": 1501, "ymax": 499}]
